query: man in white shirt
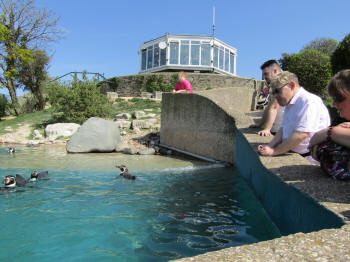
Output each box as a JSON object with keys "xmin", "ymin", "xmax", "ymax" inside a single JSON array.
[
  {"xmin": 258, "ymin": 71, "xmax": 330, "ymax": 157},
  {"xmin": 250, "ymin": 60, "xmax": 284, "ymax": 136}
]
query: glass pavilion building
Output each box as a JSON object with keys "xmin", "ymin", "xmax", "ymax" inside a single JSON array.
[{"xmin": 139, "ymin": 34, "xmax": 237, "ymax": 76}]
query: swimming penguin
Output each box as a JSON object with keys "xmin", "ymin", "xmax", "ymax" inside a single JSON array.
[
  {"xmin": 29, "ymin": 171, "xmax": 49, "ymax": 182},
  {"xmin": 8, "ymin": 147, "xmax": 15, "ymax": 154},
  {"xmin": 1, "ymin": 174, "xmax": 28, "ymax": 189},
  {"xmin": 116, "ymin": 165, "xmax": 136, "ymax": 180}
]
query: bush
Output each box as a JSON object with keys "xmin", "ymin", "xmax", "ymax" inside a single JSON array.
[
  {"xmin": 281, "ymin": 49, "xmax": 332, "ymax": 97},
  {"xmin": 331, "ymin": 33, "xmax": 350, "ymax": 74},
  {"xmin": 0, "ymin": 95, "xmax": 7, "ymax": 118},
  {"xmin": 143, "ymin": 74, "xmax": 173, "ymax": 93},
  {"xmin": 47, "ymin": 78, "xmax": 112, "ymax": 124}
]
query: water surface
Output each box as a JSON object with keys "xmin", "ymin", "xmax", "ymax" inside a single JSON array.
[{"xmin": 0, "ymin": 146, "xmax": 280, "ymax": 261}]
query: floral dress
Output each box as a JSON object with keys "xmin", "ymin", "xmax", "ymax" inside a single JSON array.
[{"xmin": 316, "ymin": 141, "xmax": 350, "ymax": 180}]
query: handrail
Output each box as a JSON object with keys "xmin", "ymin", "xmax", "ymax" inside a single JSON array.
[{"xmin": 49, "ymin": 71, "xmax": 106, "ymax": 82}]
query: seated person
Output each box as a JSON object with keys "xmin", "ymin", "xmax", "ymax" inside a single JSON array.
[
  {"xmin": 173, "ymin": 71, "xmax": 193, "ymax": 93},
  {"xmin": 258, "ymin": 71, "xmax": 330, "ymax": 157},
  {"xmin": 309, "ymin": 69, "xmax": 350, "ymax": 180},
  {"xmin": 250, "ymin": 60, "xmax": 283, "ymax": 136}
]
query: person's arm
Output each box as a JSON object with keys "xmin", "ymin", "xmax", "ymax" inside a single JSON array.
[
  {"xmin": 309, "ymin": 124, "xmax": 350, "ymax": 149},
  {"xmin": 258, "ymin": 128, "xmax": 283, "ymax": 155},
  {"xmin": 250, "ymin": 97, "xmax": 279, "ymax": 135},
  {"xmin": 173, "ymin": 89, "xmax": 189, "ymax": 93},
  {"xmin": 259, "ymin": 98, "xmax": 279, "ymax": 134},
  {"xmin": 273, "ymin": 131, "xmax": 310, "ymax": 155}
]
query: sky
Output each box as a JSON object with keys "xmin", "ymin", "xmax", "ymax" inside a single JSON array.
[{"xmin": 2, "ymin": 0, "xmax": 350, "ymax": 96}]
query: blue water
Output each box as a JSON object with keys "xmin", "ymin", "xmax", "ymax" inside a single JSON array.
[{"xmin": 0, "ymin": 147, "xmax": 280, "ymax": 261}]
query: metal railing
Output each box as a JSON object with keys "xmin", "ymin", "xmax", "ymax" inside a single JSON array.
[{"xmin": 49, "ymin": 71, "xmax": 106, "ymax": 82}]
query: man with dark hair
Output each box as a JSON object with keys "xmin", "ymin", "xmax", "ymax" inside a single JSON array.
[{"xmin": 250, "ymin": 60, "xmax": 283, "ymax": 136}]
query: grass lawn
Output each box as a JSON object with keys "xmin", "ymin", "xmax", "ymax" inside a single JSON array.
[
  {"xmin": 0, "ymin": 109, "xmax": 53, "ymax": 135},
  {"xmin": 111, "ymin": 98, "xmax": 161, "ymax": 116},
  {"xmin": 0, "ymin": 98, "xmax": 162, "ymax": 135}
]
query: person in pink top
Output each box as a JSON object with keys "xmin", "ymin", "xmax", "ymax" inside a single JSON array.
[{"xmin": 172, "ymin": 71, "xmax": 193, "ymax": 93}]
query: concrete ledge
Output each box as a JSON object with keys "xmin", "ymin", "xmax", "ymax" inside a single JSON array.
[
  {"xmin": 175, "ymin": 111, "xmax": 350, "ymax": 261},
  {"xmin": 163, "ymin": 89, "xmax": 350, "ymax": 261}
]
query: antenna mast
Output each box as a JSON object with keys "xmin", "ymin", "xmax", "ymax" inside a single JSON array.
[{"xmin": 212, "ymin": 6, "xmax": 216, "ymax": 37}]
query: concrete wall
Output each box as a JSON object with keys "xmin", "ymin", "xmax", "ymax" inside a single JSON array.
[
  {"xmin": 160, "ymin": 92, "xmax": 237, "ymax": 164},
  {"xmin": 161, "ymin": 89, "xmax": 344, "ymax": 240},
  {"xmin": 234, "ymin": 129, "xmax": 344, "ymax": 235},
  {"xmin": 99, "ymin": 72, "xmax": 265, "ymax": 99}
]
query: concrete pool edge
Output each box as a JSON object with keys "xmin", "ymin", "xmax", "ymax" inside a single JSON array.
[{"xmin": 174, "ymin": 126, "xmax": 350, "ymax": 261}]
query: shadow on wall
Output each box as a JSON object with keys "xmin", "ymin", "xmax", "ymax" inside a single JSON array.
[{"xmin": 234, "ymin": 129, "xmax": 345, "ymax": 235}]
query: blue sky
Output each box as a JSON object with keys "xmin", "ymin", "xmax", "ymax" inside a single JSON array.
[{"xmin": 2, "ymin": 0, "xmax": 350, "ymax": 96}]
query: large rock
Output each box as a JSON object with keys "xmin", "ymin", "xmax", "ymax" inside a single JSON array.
[
  {"xmin": 45, "ymin": 123, "xmax": 80, "ymax": 140},
  {"xmin": 66, "ymin": 117, "xmax": 120, "ymax": 153}
]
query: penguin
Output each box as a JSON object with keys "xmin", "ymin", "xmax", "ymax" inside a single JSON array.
[
  {"xmin": 1, "ymin": 174, "xmax": 28, "ymax": 189},
  {"xmin": 116, "ymin": 165, "xmax": 136, "ymax": 180},
  {"xmin": 8, "ymin": 147, "xmax": 15, "ymax": 154},
  {"xmin": 29, "ymin": 171, "xmax": 49, "ymax": 182}
]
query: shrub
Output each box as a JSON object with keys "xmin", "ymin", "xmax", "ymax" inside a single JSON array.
[
  {"xmin": 281, "ymin": 49, "xmax": 332, "ymax": 97},
  {"xmin": 47, "ymin": 78, "xmax": 112, "ymax": 124},
  {"xmin": 143, "ymin": 74, "xmax": 174, "ymax": 93},
  {"xmin": 331, "ymin": 33, "xmax": 350, "ymax": 74}
]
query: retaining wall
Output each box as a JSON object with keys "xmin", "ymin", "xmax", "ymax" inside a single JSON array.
[{"xmin": 99, "ymin": 72, "xmax": 265, "ymax": 98}]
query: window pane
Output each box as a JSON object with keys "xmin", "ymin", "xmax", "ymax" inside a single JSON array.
[
  {"xmin": 147, "ymin": 46, "xmax": 153, "ymax": 69},
  {"xmin": 160, "ymin": 48, "xmax": 166, "ymax": 66},
  {"xmin": 170, "ymin": 42, "xmax": 179, "ymax": 64},
  {"xmin": 141, "ymin": 49, "xmax": 147, "ymax": 70},
  {"xmin": 213, "ymin": 46, "xmax": 218, "ymax": 68},
  {"xmin": 225, "ymin": 48, "xmax": 229, "ymax": 71},
  {"xmin": 201, "ymin": 43, "xmax": 210, "ymax": 66},
  {"xmin": 153, "ymin": 44, "xmax": 159, "ymax": 67},
  {"xmin": 230, "ymin": 53, "xmax": 234, "ymax": 74},
  {"xmin": 180, "ymin": 40, "xmax": 189, "ymax": 65},
  {"xmin": 219, "ymin": 47, "xmax": 224, "ymax": 70},
  {"xmin": 191, "ymin": 41, "xmax": 200, "ymax": 65}
]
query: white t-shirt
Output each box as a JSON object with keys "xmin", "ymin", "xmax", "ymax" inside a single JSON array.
[{"xmin": 282, "ymin": 87, "xmax": 330, "ymax": 154}]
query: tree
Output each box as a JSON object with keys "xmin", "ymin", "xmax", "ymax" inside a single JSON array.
[
  {"xmin": 302, "ymin": 37, "xmax": 338, "ymax": 57},
  {"xmin": 0, "ymin": 0, "xmax": 62, "ymax": 115},
  {"xmin": 281, "ymin": 49, "xmax": 332, "ymax": 97},
  {"xmin": 331, "ymin": 33, "xmax": 350, "ymax": 74},
  {"xmin": 18, "ymin": 49, "xmax": 50, "ymax": 110},
  {"xmin": 47, "ymin": 76, "xmax": 113, "ymax": 124}
]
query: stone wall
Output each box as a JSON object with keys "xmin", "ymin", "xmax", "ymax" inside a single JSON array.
[
  {"xmin": 160, "ymin": 92, "xmax": 237, "ymax": 164},
  {"xmin": 99, "ymin": 72, "xmax": 265, "ymax": 99}
]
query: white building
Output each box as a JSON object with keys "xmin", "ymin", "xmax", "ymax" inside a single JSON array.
[{"xmin": 139, "ymin": 33, "xmax": 237, "ymax": 76}]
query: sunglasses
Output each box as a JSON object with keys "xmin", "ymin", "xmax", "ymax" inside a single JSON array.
[
  {"xmin": 333, "ymin": 94, "xmax": 346, "ymax": 103},
  {"xmin": 272, "ymin": 82, "xmax": 289, "ymax": 95}
]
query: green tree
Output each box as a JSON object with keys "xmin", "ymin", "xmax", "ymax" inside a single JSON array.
[
  {"xmin": 302, "ymin": 37, "xmax": 338, "ymax": 56},
  {"xmin": 18, "ymin": 49, "xmax": 50, "ymax": 110},
  {"xmin": 281, "ymin": 49, "xmax": 332, "ymax": 97},
  {"xmin": 0, "ymin": 0, "xmax": 62, "ymax": 115},
  {"xmin": 331, "ymin": 33, "xmax": 350, "ymax": 74},
  {"xmin": 47, "ymin": 77, "xmax": 112, "ymax": 124}
]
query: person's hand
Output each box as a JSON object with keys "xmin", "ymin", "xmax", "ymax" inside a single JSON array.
[
  {"xmin": 258, "ymin": 145, "xmax": 274, "ymax": 156},
  {"xmin": 339, "ymin": 122, "xmax": 350, "ymax": 128},
  {"xmin": 258, "ymin": 129, "xmax": 271, "ymax": 136}
]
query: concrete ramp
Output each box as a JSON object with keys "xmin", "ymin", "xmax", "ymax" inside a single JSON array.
[{"xmin": 160, "ymin": 88, "xmax": 255, "ymax": 164}]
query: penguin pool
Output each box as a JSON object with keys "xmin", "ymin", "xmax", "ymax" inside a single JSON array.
[{"xmin": 0, "ymin": 145, "xmax": 281, "ymax": 262}]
